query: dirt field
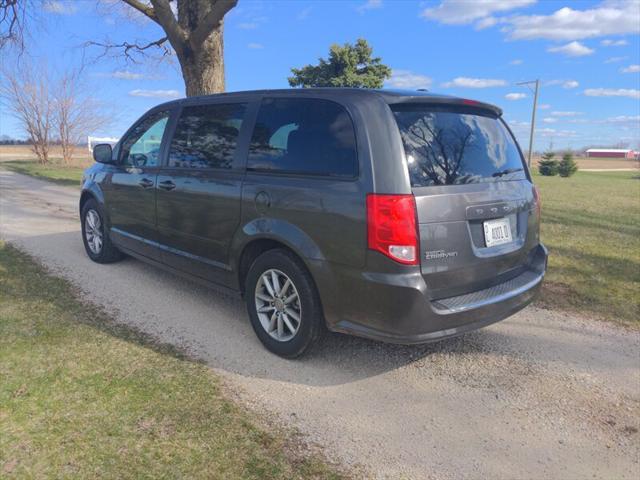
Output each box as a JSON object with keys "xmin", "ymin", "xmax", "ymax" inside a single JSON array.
[
  {"xmin": 532, "ymin": 155, "xmax": 639, "ymax": 170},
  {"xmin": 0, "ymin": 145, "xmax": 91, "ymax": 164}
]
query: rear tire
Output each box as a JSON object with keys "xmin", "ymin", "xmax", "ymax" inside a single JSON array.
[
  {"xmin": 245, "ymin": 249, "xmax": 324, "ymax": 358},
  {"xmin": 81, "ymin": 198, "xmax": 123, "ymax": 264}
]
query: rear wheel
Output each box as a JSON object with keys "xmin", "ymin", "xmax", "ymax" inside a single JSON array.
[
  {"xmin": 81, "ymin": 198, "xmax": 122, "ymax": 263},
  {"xmin": 245, "ymin": 249, "xmax": 324, "ymax": 358}
]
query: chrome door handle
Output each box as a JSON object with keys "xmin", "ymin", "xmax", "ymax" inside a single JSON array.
[
  {"xmin": 138, "ymin": 178, "xmax": 154, "ymax": 188},
  {"xmin": 158, "ymin": 180, "xmax": 176, "ymax": 191}
]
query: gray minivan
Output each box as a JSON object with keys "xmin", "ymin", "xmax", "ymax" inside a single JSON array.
[{"xmin": 81, "ymin": 89, "xmax": 547, "ymax": 357}]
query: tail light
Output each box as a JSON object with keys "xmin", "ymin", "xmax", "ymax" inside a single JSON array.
[
  {"xmin": 532, "ymin": 185, "xmax": 542, "ymax": 221},
  {"xmin": 367, "ymin": 194, "xmax": 418, "ymax": 265}
]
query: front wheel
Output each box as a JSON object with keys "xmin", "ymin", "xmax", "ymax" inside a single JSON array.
[
  {"xmin": 81, "ymin": 199, "xmax": 123, "ymax": 263},
  {"xmin": 245, "ymin": 249, "xmax": 324, "ymax": 358}
]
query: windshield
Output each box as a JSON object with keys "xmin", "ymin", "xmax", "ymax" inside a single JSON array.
[{"xmin": 391, "ymin": 104, "xmax": 527, "ymax": 187}]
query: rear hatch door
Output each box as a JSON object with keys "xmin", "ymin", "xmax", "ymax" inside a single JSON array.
[{"xmin": 391, "ymin": 103, "xmax": 538, "ymax": 299}]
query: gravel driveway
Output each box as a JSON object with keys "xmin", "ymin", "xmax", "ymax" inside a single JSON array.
[{"xmin": 1, "ymin": 169, "xmax": 638, "ymax": 480}]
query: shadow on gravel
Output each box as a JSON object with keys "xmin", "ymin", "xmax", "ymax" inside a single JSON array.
[{"xmin": 15, "ymin": 229, "xmax": 637, "ymax": 388}]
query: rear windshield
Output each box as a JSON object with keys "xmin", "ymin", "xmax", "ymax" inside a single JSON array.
[{"xmin": 391, "ymin": 104, "xmax": 526, "ymax": 187}]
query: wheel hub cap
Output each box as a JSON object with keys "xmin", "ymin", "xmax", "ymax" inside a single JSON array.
[{"xmin": 274, "ymin": 298, "xmax": 285, "ymax": 312}]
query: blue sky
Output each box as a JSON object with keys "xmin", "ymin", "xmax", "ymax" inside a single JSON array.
[{"xmin": 1, "ymin": 0, "xmax": 639, "ymax": 150}]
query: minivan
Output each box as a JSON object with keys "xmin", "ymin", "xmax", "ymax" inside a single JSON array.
[{"xmin": 81, "ymin": 89, "xmax": 547, "ymax": 358}]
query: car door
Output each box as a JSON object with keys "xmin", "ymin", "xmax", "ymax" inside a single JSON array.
[
  {"xmin": 103, "ymin": 109, "xmax": 172, "ymax": 259},
  {"xmin": 155, "ymin": 101, "xmax": 252, "ymax": 284}
]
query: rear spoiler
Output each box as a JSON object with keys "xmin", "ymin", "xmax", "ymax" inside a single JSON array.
[{"xmin": 382, "ymin": 95, "xmax": 503, "ymax": 117}]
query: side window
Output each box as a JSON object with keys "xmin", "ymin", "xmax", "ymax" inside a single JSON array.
[
  {"xmin": 168, "ymin": 103, "xmax": 247, "ymax": 169},
  {"xmin": 120, "ymin": 111, "xmax": 170, "ymax": 167},
  {"xmin": 247, "ymin": 98, "xmax": 357, "ymax": 177}
]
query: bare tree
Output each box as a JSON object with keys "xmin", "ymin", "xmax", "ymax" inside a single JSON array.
[
  {"xmin": 54, "ymin": 70, "xmax": 111, "ymax": 164},
  {"xmin": 0, "ymin": 63, "xmax": 53, "ymax": 164},
  {"xmin": 93, "ymin": 0, "xmax": 237, "ymax": 96},
  {"xmin": 0, "ymin": 0, "xmax": 27, "ymax": 51},
  {"xmin": 2, "ymin": 1, "xmax": 238, "ymax": 96}
]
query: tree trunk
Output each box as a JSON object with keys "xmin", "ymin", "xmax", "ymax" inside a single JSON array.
[{"xmin": 176, "ymin": 25, "xmax": 225, "ymax": 97}]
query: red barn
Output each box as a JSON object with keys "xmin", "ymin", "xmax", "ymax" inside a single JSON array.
[{"xmin": 585, "ymin": 148, "xmax": 636, "ymax": 158}]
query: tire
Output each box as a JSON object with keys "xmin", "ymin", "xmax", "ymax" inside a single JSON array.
[
  {"xmin": 245, "ymin": 249, "xmax": 324, "ymax": 358},
  {"xmin": 80, "ymin": 198, "xmax": 123, "ymax": 264}
]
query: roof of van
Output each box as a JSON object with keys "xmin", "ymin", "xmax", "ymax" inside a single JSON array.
[{"xmin": 159, "ymin": 88, "xmax": 502, "ymax": 116}]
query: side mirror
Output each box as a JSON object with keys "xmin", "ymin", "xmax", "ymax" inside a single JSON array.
[{"xmin": 93, "ymin": 144, "xmax": 114, "ymax": 164}]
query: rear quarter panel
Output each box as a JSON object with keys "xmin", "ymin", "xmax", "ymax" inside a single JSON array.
[{"xmin": 234, "ymin": 92, "xmax": 388, "ymax": 273}]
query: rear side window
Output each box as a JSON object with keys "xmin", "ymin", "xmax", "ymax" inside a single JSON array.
[
  {"xmin": 247, "ymin": 98, "xmax": 357, "ymax": 177},
  {"xmin": 391, "ymin": 104, "xmax": 526, "ymax": 187},
  {"xmin": 169, "ymin": 103, "xmax": 247, "ymax": 169}
]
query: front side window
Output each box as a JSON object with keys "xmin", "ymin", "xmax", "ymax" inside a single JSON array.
[
  {"xmin": 168, "ymin": 103, "xmax": 247, "ymax": 169},
  {"xmin": 247, "ymin": 98, "xmax": 357, "ymax": 177},
  {"xmin": 120, "ymin": 111, "xmax": 169, "ymax": 167},
  {"xmin": 392, "ymin": 104, "xmax": 526, "ymax": 187}
]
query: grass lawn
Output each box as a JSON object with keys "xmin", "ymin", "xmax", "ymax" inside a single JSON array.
[
  {"xmin": 0, "ymin": 242, "xmax": 343, "ymax": 479},
  {"xmin": 1, "ymin": 160, "xmax": 86, "ymax": 186},
  {"xmin": 533, "ymin": 170, "xmax": 640, "ymax": 324}
]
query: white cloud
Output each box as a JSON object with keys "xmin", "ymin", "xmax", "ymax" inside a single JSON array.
[
  {"xmin": 537, "ymin": 128, "xmax": 578, "ymax": 138},
  {"xmin": 538, "ymin": 103, "xmax": 551, "ymax": 109},
  {"xmin": 475, "ymin": 16, "xmax": 498, "ymax": 30},
  {"xmin": 601, "ymin": 39, "xmax": 628, "ymax": 46},
  {"xmin": 504, "ymin": 2, "xmax": 640, "ymax": 41},
  {"xmin": 508, "ymin": 119, "xmax": 531, "ymax": 130},
  {"xmin": 547, "ymin": 41, "xmax": 594, "ymax": 57},
  {"xmin": 546, "ymin": 79, "xmax": 580, "ymax": 88},
  {"xmin": 510, "ymin": 59, "xmax": 524, "ymax": 65},
  {"xmin": 129, "ymin": 89, "xmax": 181, "ymax": 99},
  {"xmin": 387, "ymin": 70, "xmax": 432, "ymax": 89},
  {"xmin": 112, "ymin": 71, "xmax": 145, "ymax": 80},
  {"xmin": 543, "ymin": 117, "xmax": 558, "ymax": 123},
  {"xmin": 421, "ymin": 0, "xmax": 535, "ymax": 26},
  {"xmin": 601, "ymin": 115, "xmax": 640, "ymax": 124},
  {"xmin": 357, "ymin": 0, "xmax": 382, "ymax": 13},
  {"xmin": 505, "ymin": 93, "xmax": 527, "ymax": 100},
  {"xmin": 247, "ymin": 43, "xmax": 264, "ymax": 49},
  {"xmin": 551, "ymin": 111, "xmax": 583, "ymax": 117},
  {"xmin": 44, "ymin": 0, "xmax": 77, "ymax": 14},
  {"xmin": 442, "ymin": 77, "xmax": 507, "ymax": 88},
  {"xmin": 605, "ymin": 56, "xmax": 628, "ymax": 63},
  {"xmin": 621, "ymin": 64, "xmax": 640, "ymax": 73},
  {"xmin": 584, "ymin": 88, "xmax": 640, "ymax": 99}
]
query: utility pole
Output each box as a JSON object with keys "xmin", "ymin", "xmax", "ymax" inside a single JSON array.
[{"xmin": 516, "ymin": 79, "xmax": 540, "ymax": 168}]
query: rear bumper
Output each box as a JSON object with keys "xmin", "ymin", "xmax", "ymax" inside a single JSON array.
[{"xmin": 311, "ymin": 244, "xmax": 547, "ymax": 345}]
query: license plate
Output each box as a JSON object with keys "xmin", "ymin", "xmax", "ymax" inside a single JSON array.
[{"xmin": 483, "ymin": 218, "xmax": 513, "ymax": 247}]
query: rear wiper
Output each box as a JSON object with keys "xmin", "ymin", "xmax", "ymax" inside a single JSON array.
[{"xmin": 492, "ymin": 168, "xmax": 523, "ymax": 177}]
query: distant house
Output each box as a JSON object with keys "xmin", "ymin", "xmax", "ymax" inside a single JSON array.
[{"xmin": 585, "ymin": 148, "xmax": 636, "ymax": 159}]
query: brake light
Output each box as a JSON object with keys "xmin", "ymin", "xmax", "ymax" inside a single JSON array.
[
  {"xmin": 367, "ymin": 194, "xmax": 418, "ymax": 265},
  {"xmin": 462, "ymin": 99, "xmax": 480, "ymax": 106},
  {"xmin": 532, "ymin": 185, "xmax": 542, "ymax": 221}
]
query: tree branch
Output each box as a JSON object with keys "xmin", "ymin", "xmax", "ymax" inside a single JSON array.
[
  {"xmin": 85, "ymin": 36, "xmax": 170, "ymax": 63},
  {"xmin": 0, "ymin": 0, "xmax": 25, "ymax": 51},
  {"xmin": 149, "ymin": 0, "xmax": 186, "ymax": 53},
  {"xmin": 190, "ymin": 0, "xmax": 237, "ymax": 47},
  {"xmin": 120, "ymin": 0, "xmax": 159, "ymax": 24}
]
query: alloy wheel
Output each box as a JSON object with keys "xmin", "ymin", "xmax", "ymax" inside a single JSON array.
[
  {"xmin": 254, "ymin": 269, "xmax": 302, "ymax": 342},
  {"xmin": 85, "ymin": 209, "xmax": 103, "ymax": 255}
]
